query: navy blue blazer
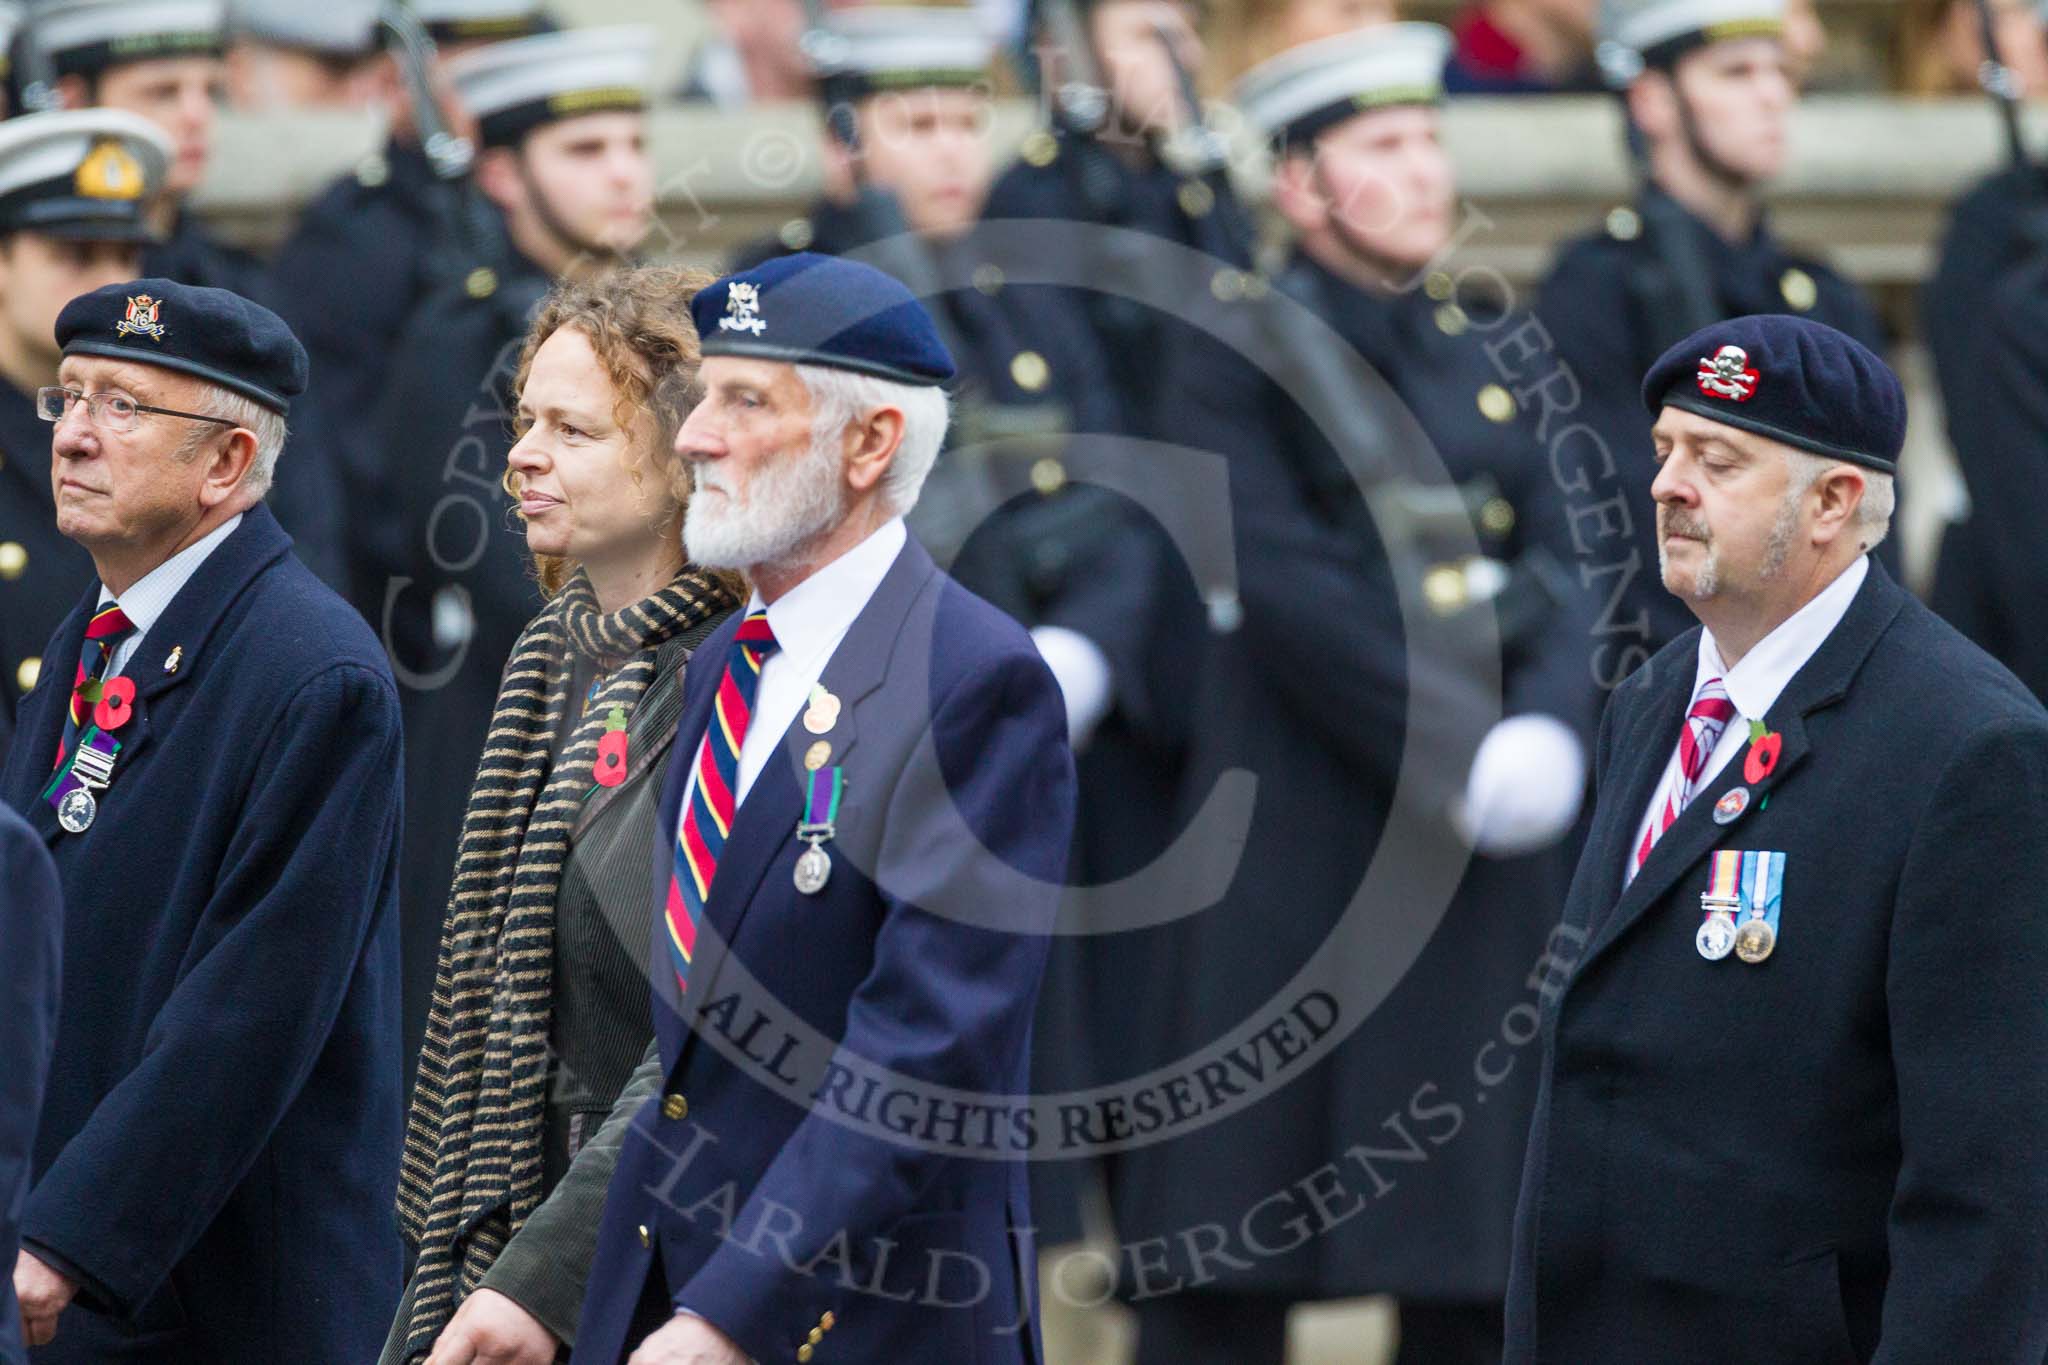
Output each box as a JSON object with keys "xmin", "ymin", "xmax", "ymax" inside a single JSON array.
[
  {"xmin": 0, "ymin": 505, "xmax": 404, "ymax": 1364},
  {"xmin": 0, "ymin": 803, "xmax": 61, "ymax": 1365},
  {"xmin": 571, "ymin": 536, "xmax": 1075, "ymax": 1365},
  {"xmin": 1506, "ymin": 561, "xmax": 2048, "ymax": 1363}
]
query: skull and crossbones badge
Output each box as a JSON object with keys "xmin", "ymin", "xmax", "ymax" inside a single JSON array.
[{"xmin": 1696, "ymin": 344, "xmax": 1760, "ymax": 402}]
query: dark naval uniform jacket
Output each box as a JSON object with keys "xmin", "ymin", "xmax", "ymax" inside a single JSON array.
[
  {"xmin": 570, "ymin": 536, "xmax": 1075, "ymax": 1365},
  {"xmin": 268, "ymin": 140, "xmax": 476, "ymax": 592},
  {"xmin": 1506, "ymin": 561, "xmax": 2048, "ymax": 1363},
  {"xmin": 0, "ymin": 381, "xmax": 93, "ymax": 762},
  {"xmin": 364, "ymin": 251, "xmax": 553, "ymax": 1078},
  {"xmin": 0, "ymin": 803, "xmax": 62, "ymax": 1365},
  {"xmin": 1534, "ymin": 186, "xmax": 1889, "ymax": 662},
  {"xmin": 0, "ymin": 505, "xmax": 404, "ymax": 1364},
  {"xmin": 1106, "ymin": 253, "xmax": 1597, "ymax": 1301}
]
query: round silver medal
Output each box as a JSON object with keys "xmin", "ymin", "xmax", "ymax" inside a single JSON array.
[
  {"xmin": 1733, "ymin": 917, "xmax": 1777, "ymax": 964},
  {"xmin": 1696, "ymin": 913, "xmax": 1737, "ymax": 961},
  {"xmin": 794, "ymin": 842, "xmax": 832, "ymax": 895},
  {"xmin": 57, "ymin": 787, "xmax": 97, "ymax": 834}
]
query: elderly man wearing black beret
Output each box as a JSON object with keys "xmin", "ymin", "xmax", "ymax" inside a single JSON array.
[
  {"xmin": 1506, "ymin": 315, "xmax": 2048, "ymax": 1362},
  {"xmin": 0, "ymin": 278, "xmax": 403, "ymax": 1363}
]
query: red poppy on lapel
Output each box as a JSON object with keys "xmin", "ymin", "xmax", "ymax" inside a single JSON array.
[
  {"xmin": 1744, "ymin": 730, "xmax": 1783, "ymax": 785},
  {"xmin": 94, "ymin": 677, "xmax": 136, "ymax": 732},
  {"xmin": 594, "ymin": 730, "xmax": 629, "ymax": 788}
]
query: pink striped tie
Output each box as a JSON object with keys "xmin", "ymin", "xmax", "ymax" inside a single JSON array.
[{"xmin": 1634, "ymin": 677, "xmax": 1737, "ymax": 875}]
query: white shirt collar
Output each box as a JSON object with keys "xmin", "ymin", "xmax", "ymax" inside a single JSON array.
[
  {"xmin": 1696, "ymin": 553, "xmax": 1868, "ymax": 722},
  {"xmin": 749, "ymin": 517, "xmax": 908, "ymax": 669},
  {"xmin": 97, "ymin": 514, "xmax": 244, "ymax": 636}
]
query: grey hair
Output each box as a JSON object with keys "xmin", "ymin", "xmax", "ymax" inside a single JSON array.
[
  {"xmin": 176, "ymin": 383, "xmax": 289, "ymax": 498},
  {"xmin": 1783, "ymin": 447, "xmax": 1893, "ymax": 553},
  {"xmin": 793, "ymin": 363, "xmax": 951, "ymax": 516}
]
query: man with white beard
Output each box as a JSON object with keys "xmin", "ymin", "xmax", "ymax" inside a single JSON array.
[{"xmin": 569, "ymin": 253, "xmax": 1076, "ymax": 1365}]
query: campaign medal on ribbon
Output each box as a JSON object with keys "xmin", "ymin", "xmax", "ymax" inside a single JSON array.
[
  {"xmin": 40, "ymin": 727, "xmax": 122, "ymax": 834},
  {"xmin": 794, "ymin": 766, "xmax": 844, "ymax": 896},
  {"xmin": 1732, "ymin": 850, "xmax": 1786, "ymax": 964},
  {"xmin": 1697, "ymin": 849, "xmax": 1743, "ymax": 960}
]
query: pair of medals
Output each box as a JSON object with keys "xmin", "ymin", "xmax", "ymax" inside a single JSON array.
[
  {"xmin": 1696, "ymin": 848, "xmax": 1784, "ymax": 964},
  {"xmin": 793, "ymin": 685, "xmax": 844, "ymax": 896},
  {"xmin": 43, "ymin": 727, "xmax": 123, "ymax": 834}
]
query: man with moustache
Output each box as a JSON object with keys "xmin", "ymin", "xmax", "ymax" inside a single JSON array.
[
  {"xmin": 1121, "ymin": 26, "xmax": 1594, "ymax": 1364},
  {"xmin": 0, "ymin": 110, "xmax": 169, "ymax": 760},
  {"xmin": 366, "ymin": 25, "xmax": 658, "ymax": 1078},
  {"xmin": 569, "ymin": 253, "xmax": 1075, "ymax": 1365},
  {"xmin": 1, "ymin": 278, "xmax": 402, "ymax": 1362},
  {"xmin": 1506, "ymin": 315, "xmax": 2048, "ymax": 1362},
  {"xmin": 1534, "ymin": 0, "xmax": 1887, "ymax": 666}
]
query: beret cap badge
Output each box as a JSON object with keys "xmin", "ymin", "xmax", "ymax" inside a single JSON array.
[
  {"xmin": 114, "ymin": 294, "xmax": 167, "ymax": 343},
  {"xmin": 720, "ymin": 281, "xmax": 766, "ymax": 337},
  {"xmin": 1696, "ymin": 344, "xmax": 1759, "ymax": 402}
]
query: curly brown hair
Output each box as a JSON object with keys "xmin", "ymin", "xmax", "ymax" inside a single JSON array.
[{"xmin": 504, "ymin": 263, "xmax": 735, "ymax": 599}]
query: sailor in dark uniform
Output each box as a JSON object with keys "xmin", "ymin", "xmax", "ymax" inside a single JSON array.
[
  {"xmin": 34, "ymin": 0, "xmax": 261, "ymax": 297},
  {"xmin": 368, "ymin": 24, "xmax": 655, "ymax": 1078},
  {"xmin": 0, "ymin": 110, "xmax": 168, "ymax": 762},
  {"xmin": 264, "ymin": 0, "xmax": 545, "ymax": 595},
  {"xmin": 1533, "ymin": 0, "xmax": 1887, "ymax": 671},
  {"xmin": 222, "ymin": 0, "xmax": 380, "ymax": 112},
  {"xmin": 1107, "ymin": 26, "xmax": 1595, "ymax": 1364}
]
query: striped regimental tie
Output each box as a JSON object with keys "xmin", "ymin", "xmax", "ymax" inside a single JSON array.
[
  {"xmin": 664, "ymin": 610, "xmax": 778, "ymax": 995},
  {"xmin": 1632, "ymin": 676, "xmax": 1737, "ymax": 877}
]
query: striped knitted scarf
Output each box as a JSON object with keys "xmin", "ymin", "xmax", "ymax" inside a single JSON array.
[{"xmin": 395, "ymin": 565, "xmax": 737, "ymax": 1357}]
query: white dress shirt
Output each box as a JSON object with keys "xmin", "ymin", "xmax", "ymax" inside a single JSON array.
[
  {"xmin": 700, "ymin": 517, "xmax": 908, "ymax": 811},
  {"xmin": 1626, "ymin": 553, "xmax": 1868, "ymax": 880},
  {"xmin": 97, "ymin": 514, "xmax": 243, "ymax": 678}
]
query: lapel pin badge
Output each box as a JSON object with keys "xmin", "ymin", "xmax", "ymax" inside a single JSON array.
[{"xmin": 164, "ymin": 645, "xmax": 183, "ymax": 674}]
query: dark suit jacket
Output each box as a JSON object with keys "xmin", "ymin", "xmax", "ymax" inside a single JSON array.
[
  {"xmin": 1506, "ymin": 561, "xmax": 2048, "ymax": 1363},
  {"xmin": 0, "ymin": 803, "xmax": 61, "ymax": 1365},
  {"xmin": 571, "ymin": 536, "xmax": 1075, "ymax": 1365},
  {"xmin": 0, "ymin": 505, "xmax": 404, "ymax": 1364}
]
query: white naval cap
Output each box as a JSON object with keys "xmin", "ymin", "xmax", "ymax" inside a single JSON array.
[
  {"xmin": 1601, "ymin": 0, "xmax": 1783, "ymax": 82},
  {"xmin": 0, "ymin": 108, "xmax": 170, "ymax": 238},
  {"xmin": 227, "ymin": 0, "xmax": 378, "ymax": 57},
  {"xmin": 1235, "ymin": 22, "xmax": 1451, "ymax": 148},
  {"xmin": 446, "ymin": 24, "xmax": 652, "ymax": 148},
  {"xmin": 27, "ymin": 0, "xmax": 225, "ymax": 78},
  {"xmin": 407, "ymin": 0, "xmax": 547, "ymax": 44},
  {"xmin": 806, "ymin": 5, "xmax": 994, "ymax": 95}
]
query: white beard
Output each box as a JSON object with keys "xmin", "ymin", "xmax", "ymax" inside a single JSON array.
[{"xmin": 683, "ymin": 428, "xmax": 846, "ymax": 573}]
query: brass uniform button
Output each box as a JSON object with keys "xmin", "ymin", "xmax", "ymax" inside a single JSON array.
[
  {"xmin": 0, "ymin": 541, "xmax": 25, "ymax": 580},
  {"xmin": 637, "ymin": 1224, "xmax": 651, "ymax": 1248},
  {"xmin": 971, "ymin": 263, "xmax": 1004, "ymax": 295},
  {"xmin": 16, "ymin": 657, "xmax": 40, "ymax": 693},
  {"xmin": 465, "ymin": 266, "xmax": 498, "ymax": 299},
  {"xmin": 1009, "ymin": 350, "xmax": 1050, "ymax": 393},
  {"xmin": 797, "ymin": 1347, "xmax": 814, "ymax": 1363},
  {"xmin": 1210, "ymin": 268, "xmax": 1244, "ymax": 302},
  {"xmin": 1477, "ymin": 384, "xmax": 1517, "ymax": 423},
  {"xmin": 1423, "ymin": 563, "xmax": 1468, "ymax": 615},
  {"xmin": 1423, "ymin": 270, "xmax": 1454, "ymax": 301},
  {"xmin": 1780, "ymin": 267, "xmax": 1818, "ymax": 311},
  {"xmin": 355, "ymin": 153, "xmax": 389, "ymax": 188},
  {"xmin": 807, "ymin": 1327, "xmax": 824, "ymax": 1344},
  {"xmin": 1480, "ymin": 497, "xmax": 1516, "ymax": 537},
  {"xmin": 1177, "ymin": 178, "xmax": 1214, "ymax": 218},
  {"xmin": 1240, "ymin": 272, "xmax": 1270, "ymax": 300},
  {"xmin": 1020, "ymin": 129, "xmax": 1058, "ymax": 167},
  {"xmin": 804, "ymin": 740, "xmax": 832, "ymax": 772},
  {"xmin": 1605, "ymin": 205, "xmax": 1642, "ymax": 241},
  {"xmin": 661, "ymin": 1093, "xmax": 688, "ymax": 1121},
  {"xmin": 1030, "ymin": 457, "xmax": 1067, "ymax": 495},
  {"xmin": 820, "ymin": 1312, "xmax": 836, "ymax": 1329},
  {"xmin": 780, "ymin": 217, "xmax": 815, "ymax": 251},
  {"xmin": 1434, "ymin": 303, "xmax": 1468, "ymax": 337}
]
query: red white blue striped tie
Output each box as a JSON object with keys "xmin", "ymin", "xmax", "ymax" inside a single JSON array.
[
  {"xmin": 664, "ymin": 611, "xmax": 778, "ymax": 995},
  {"xmin": 1633, "ymin": 676, "xmax": 1736, "ymax": 876}
]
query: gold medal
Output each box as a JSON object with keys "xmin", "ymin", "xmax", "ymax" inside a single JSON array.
[{"xmin": 1734, "ymin": 916, "xmax": 1777, "ymax": 964}]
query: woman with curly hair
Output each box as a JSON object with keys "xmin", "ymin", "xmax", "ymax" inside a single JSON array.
[{"xmin": 383, "ymin": 265, "xmax": 742, "ymax": 1365}]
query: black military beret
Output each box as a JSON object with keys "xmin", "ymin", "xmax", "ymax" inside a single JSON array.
[
  {"xmin": 693, "ymin": 253, "xmax": 956, "ymax": 387},
  {"xmin": 1641, "ymin": 314, "xmax": 1905, "ymax": 475},
  {"xmin": 56, "ymin": 277, "xmax": 309, "ymax": 416}
]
